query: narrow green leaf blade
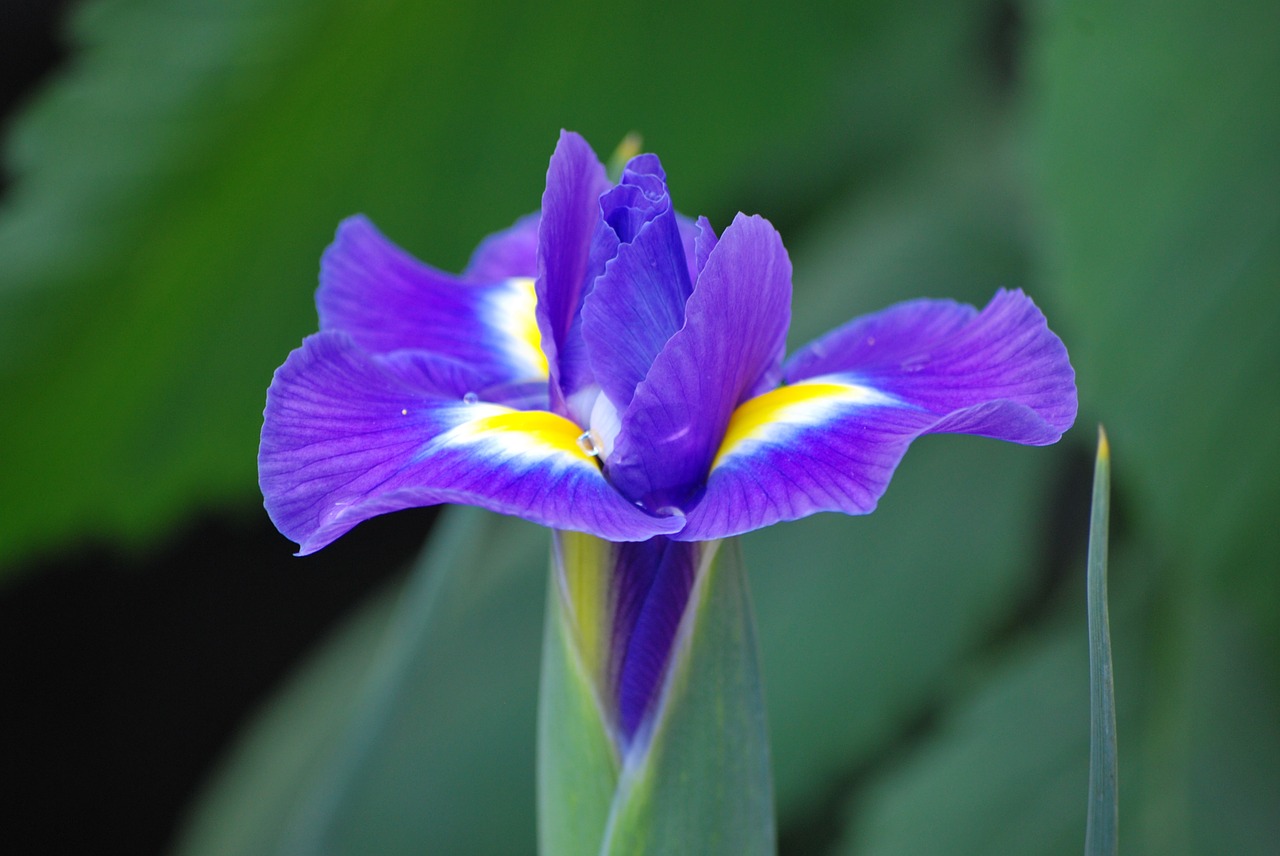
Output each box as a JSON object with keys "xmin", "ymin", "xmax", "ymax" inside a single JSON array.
[
  {"xmin": 1086, "ymin": 427, "xmax": 1117, "ymax": 856},
  {"xmin": 601, "ymin": 539, "xmax": 775, "ymax": 856}
]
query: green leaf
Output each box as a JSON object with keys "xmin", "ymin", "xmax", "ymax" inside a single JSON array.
[
  {"xmin": 752, "ymin": 87, "xmax": 1079, "ymax": 826},
  {"xmin": 597, "ymin": 539, "xmax": 775, "ymax": 856},
  {"xmin": 830, "ymin": 544, "xmax": 1150, "ymax": 856},
  {"xmin": 537, "ymin": 538, "xmax": 775, "ymax": 855},
  {"xmin": 173, "ymin": 507, "xmax": 547, "ymax": 856},
  {"xmin": 831, "ymin": 609, "xmax": 1093, "ymax": 856},
  {"xmin": 826, "ymin": 0, "xmax": 1280, "ymax": 847},
  {"xmin": 1085, "ymin": 427, "xmax": 1116, "ymax": 856},
  {"xmin": 143, "ymin": 2, "xmax": 1089, "ymax": 849},
  {"xmin": 748, "ymin": 436, "xmax": 1061, "ymax": 823},
  {"xmin": 536, "ymin": 549, "xmax": 620, "ymax": 855},
  {"xmin": 1180, "ymin": 604, "xmax": 1280, "ymax": 855},
  {"xmin": 831, "ymin": 545, "xmax": 1280, "ymax": 856},
  {"xmin": 0, "ymin": 0, "xmax": 890, "ymax": 573},
  {"xmin": 1023, "ymin": 1, "xmax": 1280, "ymax": 849},
  {"xmin": 1029, "ymin": 0, "xmax": 1280, "ymax": 639}
]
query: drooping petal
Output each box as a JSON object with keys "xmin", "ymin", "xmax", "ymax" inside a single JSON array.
[
  {"xmin": 784, "ymin": 289, "xmax": 1077, "ymax": 429},
  {"xmin": 259, "ymin": 332, "xmax": 681, "ymax": 554},
  {"xmin": 317, "ymin": 215, "xmax": 546, "ymax": 381},
  {"xmin": 464, "ymin": 211, "xmax": 539, "ymax": 280},
  {"xmin": 583, "ymin": 156, "xmax": 693, "ymax": 412},
  {"xmin": 677, "ymin": 290, "xmax": 1077, "ymax": 540},
  {"xmin": 604, "ymin": 214, "xmax": 792, "ymax": 512},
  {"xmin": 536, "ymin": 131, "xmax": 611, "ymax": 415}
]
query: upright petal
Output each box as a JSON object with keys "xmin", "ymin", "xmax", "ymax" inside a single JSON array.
[
  {"xmin": 691, "ymin": 215, "xmax": 718, "ymax": 276},
  {"xmin": 259, "ymin": 332, "xmax": 680, "ymax": 554},
  {"xmin": 536, "ymin": 131, "xmax": 611, "ymax": 415},
  {"xmin": 464, "ymin": 211, "xmax": 540, "ymax": 280},
  {"xmin": 317, "ymin": 216, "xmax": 546, "ymax": 381},
  {"xmin": 599, "ymin": 154, "xmax": 670, "ymax": 243},
  {"xmin": 583, "ymin": 155, "xmax": 693, "ymax": 412},
  {"xmin": 677, "ymin": 290, "xmax": 1077, "ymax": 540},
  {"xmin": 605, "ymin": 214, "xmax": 792, "ymax": 511}
]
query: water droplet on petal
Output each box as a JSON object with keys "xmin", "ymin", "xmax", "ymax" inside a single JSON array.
[
  {"xmin": 462, "ymin": 392, "xmax": 479, "ymax": 405},
  {"xmin": 576, "ymin": 431, "xmax": 600, "ymax": 457},
  {"xmin": 587, "ymin": 393, "xmax": 621, "ymax": 461}
]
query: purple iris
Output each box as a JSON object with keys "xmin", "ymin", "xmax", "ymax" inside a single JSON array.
[{"xmin": 259, "ymin": 130, "xmax": 1076, "ymax": 742}]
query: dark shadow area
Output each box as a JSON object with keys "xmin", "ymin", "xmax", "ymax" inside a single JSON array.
[
  {"xmin": 0, "ymin": 9, "xmax": 437, "ymax": 852},
  {"xmin": 0, "ymin": 505, "xmax": 435, "ymax": 855},
  {"xmin": 0, "ymin": 0, "xmax": 72, "ymax": 193}
]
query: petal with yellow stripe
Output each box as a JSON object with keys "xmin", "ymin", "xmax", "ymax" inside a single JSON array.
[
  {"xmin": 259, "ymin": 332, "xmax": 679, "ymax": 555},
  {"xmin": 679, "ymin": 291, "xmax": 1076, "ymax": 540}
]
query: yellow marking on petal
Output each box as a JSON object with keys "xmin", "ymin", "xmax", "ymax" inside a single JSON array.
[
  {"xmin": 713, "ymin": 381, "xmax": 883, "ymax": 468},
  {"xmin": 492, "ymin": 277, "xmax": 548, "ymax": 379},
  {"xmin": 464, "ymin": 408, "xmax": 592, "ymax": 461}
]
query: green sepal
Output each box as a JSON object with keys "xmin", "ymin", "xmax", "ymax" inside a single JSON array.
[
  {"xmin": 602, "ymin": 538, "xmax": 775, "ymax": 855},
  {"xmin": 537, "ymin": 537, "xmax": 776, "ymax": 855},
  {"xmin": 537, "ymin": 548, "xmax": 621, "ymax": 855}
]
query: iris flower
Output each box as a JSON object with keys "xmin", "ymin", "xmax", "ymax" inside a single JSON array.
[{"xmin": 259, "ymin": 131, "xmax": 1076, "ymax": 747}]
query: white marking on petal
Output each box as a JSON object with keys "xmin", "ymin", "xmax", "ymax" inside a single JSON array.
[
  {"xmin": 484, "ymin": 277, "xmax": 548, "ymax": 380},
  {"xmin": 588, "ymin": 392, "xmax": 622, "ymax": 463},
  {"xmin": 713, "ymin": 376, "xmax": 898, "ymax": 467}
]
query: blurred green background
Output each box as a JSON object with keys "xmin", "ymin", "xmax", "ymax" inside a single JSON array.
[{"xmin": 0, "ymin": 0, "xmax": 1276, "ymax": 853}]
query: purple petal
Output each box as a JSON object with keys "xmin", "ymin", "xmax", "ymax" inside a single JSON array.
[
  {"xmin": 677, "ymin": 290, "xmax": 1077, "ymax": 540},
  {"xmin": 535, "ymin": 131, "xmax": 611, "ymax": 415},
  {"xmin": 583, "ymin": 165, "xmax": 693, "ymax": 412},
  {"xmin": 317, "ymin": 216, "xmax": 546, "ymax": 382},
  {"xmin": 259, "ymin": 333, "xmax": 680, "ymax": 554},
  {"xmin": 610, "ymin": 537, "xmax": 698, "ymax": 743},
  {"xmin": 605, "ymin": 214, "xmax": 792, "ymax": 511},
  {"xmin": 691, "ymin": 215, "xmax": 718, "ymax": 276},
  {"xmin": 464, "ymin": 212, "xmax": 539, "ymax": 280},
  {"xmin": 599, "ymin": 154, "xmax": 667, "ymax": 241},
  {"xmin": 785, "ymin": 289, "xmax": 1078, "ymax": 431}
]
